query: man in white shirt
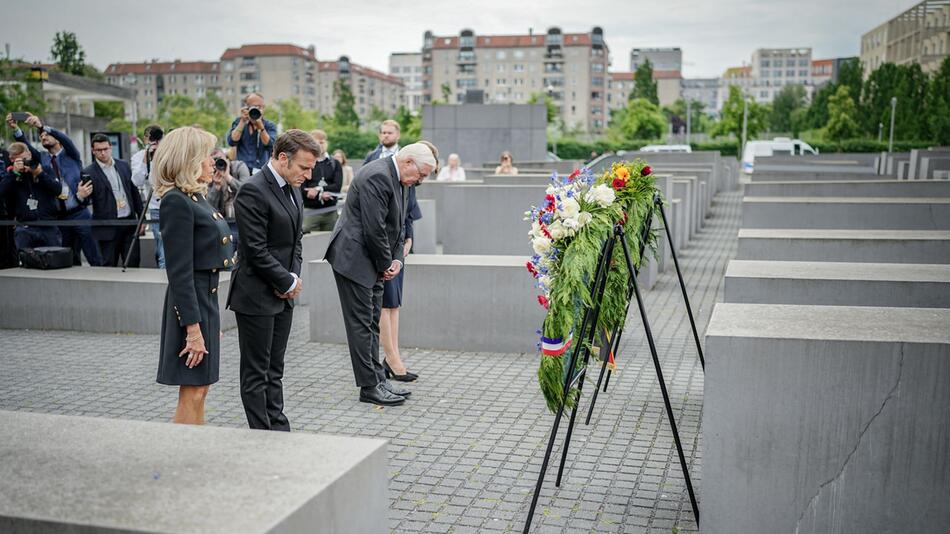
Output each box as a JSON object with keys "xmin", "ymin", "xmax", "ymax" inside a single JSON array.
[
  {"xmin": 85, "ymin": 134, "xmax": 144, "ymax": 267},
  {"xmin": 131, "ymin": 124, "xmax": 164, "ymax": 267}
]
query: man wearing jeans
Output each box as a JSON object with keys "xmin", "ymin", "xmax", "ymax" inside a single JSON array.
[{"xmin": 131, "ymin": 124, "xmax": 164, "ymax": 267}]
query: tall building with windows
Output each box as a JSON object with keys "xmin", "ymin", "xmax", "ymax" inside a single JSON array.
[
  {"xmin": 318, "ymin": 56, "xmax": 404, "ymax": 120},
  {"xmin": 420, "ymin": 27, "xmax": 610, "ymax": 133},
  {"xmin": 105, "ymin": 60, "xmax": 220, "ymax": 118},
  {"xmin": 107, "ymin": 43, "xmax": 404, "ymax": 124},
  {"xmin": 860, "ymin": 0, "xmax": 950, "ymax": 77},
  {"xmin": 681, "ymin": 78, "xmax": 721, "ymax": 116},
  {"xmin": 750, "ymin": 47, "xmax": 813, "ymax": 103},
  {"xmin": 630, "ymin": 47, "xmax": 682, "ymax": 72},
  {"xmin": 389, "ymin": 52, "xmax": 424, "ymax": 112}
]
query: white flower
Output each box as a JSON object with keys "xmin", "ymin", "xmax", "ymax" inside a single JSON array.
[
  {"xmin": 558, "ymin": 197, "xmax": 580, "ymax": 219},
  {"xmin": 539, "ymin": 274, "xmax": 552, "ymax": 288},
  {"xmin": 546, "ymin": 185, "xmax": 557, "ymax": 195},
  {"xmin": 562, "ymin": 217, "xmax": 579, "ymax": 234},
  {"xmin": 585, "ymin": 184, "xmax": 615, "ymax": 208},
  {"xmin": 577, "ymin": 212, "xmax": 593, "ymax": 227},
  {"xmin": 532, "ymin": 236, "xmax": 552, "ymax": 255},
  {"xmin": 548, "ymin": 220, "xmax": 566, "ymax": 240},
  {"xmin": 529, "ymin": 220, "xmax": 542, "ymax": 238}
]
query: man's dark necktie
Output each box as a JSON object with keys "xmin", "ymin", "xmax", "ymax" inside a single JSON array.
[
  {"xmin": 281, "ymin": 183, "xmax": 295, "ymax": 210},
  {"xmin": 50, "ymin": 154, "xmax": 61, "ymax": 179}
]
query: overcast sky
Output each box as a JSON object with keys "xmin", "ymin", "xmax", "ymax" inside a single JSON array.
[{"xmin": 5, "ymin": 0, "xmax": 910, "ymax": 78}]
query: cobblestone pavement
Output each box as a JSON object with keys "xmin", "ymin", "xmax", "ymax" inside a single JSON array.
[{"xmin": 0, "ymin": 190, "xmax": 741, "ymax": 533}]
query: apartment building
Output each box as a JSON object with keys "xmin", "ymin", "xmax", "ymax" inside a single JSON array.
[
  {"xmin": 750, "ymin": 48, "xmax": 813, "ymax": 103},
  {"xmin": 420, "ymin": 27, "xmax": 610, "ymax": 133},
  {"xmin": 318, "ymin": 56, "xmax": 404, "ymax": 119},
  {"xmin": 389, "ymin": 52, "xmax": 424, "ymax": 112},
  {"xmin": 861, "ymin": 0, "xmax": 950, "ymax": 77},
  {"xmin": 107, "ymin": 43, "xmax": 403, "ymax": 123},
  {"xmin": 681, "ymin": 78, "xmax": 720, "ymax": 116},
  {"xmin": 630, "ymin": 47, "xmax": 682, "ymax": 72}
]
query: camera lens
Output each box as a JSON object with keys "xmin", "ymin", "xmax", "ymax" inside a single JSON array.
[
  {"xmin": 214, "ymin": 158, "xmax": 228, "ymax": 171},
  {"xmin": 248, "ymin": 107, "xmax": 262, "ymax": 121}
]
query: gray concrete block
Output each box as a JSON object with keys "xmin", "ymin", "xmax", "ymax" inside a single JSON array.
[
  {"xmin": 413, "ymin": 199, "xmax": 438, "ymax": 254},
  {"xmin": 297, "ymin": 231, "xmax": 333, "ymax": 306},
  {"xmin": 703, "ymin": 303, "xmax": 950, "ymax": 534},
  {"xmin": 653, "ymin": 175, "xmax": 673, "ymax": 272},
  {"xmin": 744, "ymin": 179, "xmax": 950, "ymax": 197},
  {"xmin": 741, "ymin": 196, "xmax": 950, "ymax": 230},
  {"xmin": 724, "ymin": 260, "xmax": 950, "ymax": 308},
  {"xmin": 440, "ymin": 185, "xmax": 541, "ymax": 255},
  {"xmin": 672, "ymin": 178, "xmax": 698, "ymax": 239},
  {"xmin": 309, "ymin": 255, "xmax": 545, "ymax": 353},
  {"xmin": 480, "ymin": 174, "xmax": 552, "ymax": 186},
  {"xmin": 736, "ymin": 229, "xmax": 950, "ymax": 264},
  {"xmin": 671, "ymin": 198, "xmax": 686, "ymax": 250},
  {"xmin": 750, "ymin": 171, "xmax": 891, "ymax": 182},
  {"xmin": 0, "ymin": 410, "xmax": 388, "ymax": 534},
  {"xmin": 0, "ymin": 267, "xmax": 235, "ymax": 334}
]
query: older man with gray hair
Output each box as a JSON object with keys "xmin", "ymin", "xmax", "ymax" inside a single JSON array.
[{"xmin": 325, "ymin": 142, "xmax": 437, "ymax": 406}]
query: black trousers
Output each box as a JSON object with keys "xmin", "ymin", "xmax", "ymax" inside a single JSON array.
[
  {"xmin": 334, "ymin": 271, "xmax": 386, "ymax": 388},
  {"xmin": 235, "ymin": 306, "xmax": 293, "ymax": 431},
  {"xmin": 97, "ymin": 224, "xmax": 140, "ymax": 267}
]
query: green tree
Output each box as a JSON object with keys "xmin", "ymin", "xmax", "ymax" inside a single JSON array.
[
  {"xmin": 861, "ymin": 62, "xmax": 929, "ymax": 140},
  {"xmin": 837, "ymin": 58, "xmax": 863, "ymax": 102},
  {"xmin": 394, "ymin": 105, "xmax": 421, "ymax": 140},
  {"xmin": 632, "ymin": 59, "xmax": 658, "ymax": 105},
  {"xmin": 610, "ymin": 97, "xmax": 666, "ymax": 140},
  {"xmin": 50, "ymin": 31, "xmax": 86, "ymax": 76},
  {"xmin": 441, "ymin": 82, "xmax": 452, "ymax": 103},
  {"xmin": 711, "ymin": 85, "xmax": 768, "ymax": 146},
  {"xmin": 94, "ymin": 100, "xmax": 133, "ymax": 135},
  {"xmin": 0, "ymin": 60, "xmax": 48, "ymax": 135},
  {"xmin": 274, "ymin": 97, "xmax": 318, "ymax": 131},
  {"xmin": 332, "ymin": 79, "xmax": 359, "ymax": 128},
  {"xmin": 769, "ymin": 84, "xmax": 807, "ymax": 133},
  {"xmin": 156, "ymin": 93, "xmax": 231, "ymax": 143},
  {"xmin": 825, "ymin": 85, "xmax": 860, "ymax": 141},
  {"xmin": 664, "ymin": 98, "xmax": 709, "ymax": 133},
  {"xmin": 927, "ymin": 56, "xmax": 950, "ymax": 144}
]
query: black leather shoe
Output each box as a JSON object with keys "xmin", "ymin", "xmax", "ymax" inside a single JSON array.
[
  {"xmin": 359, "ymin": 384, "xmax": 405, "ymax": 406},
  {"xmin": 380, "ymin": 380, "xmax": 411, "ymax": 398},
  {"xmin": 384, "ymin": 361, "xmax": 418, "ymax": 382}
]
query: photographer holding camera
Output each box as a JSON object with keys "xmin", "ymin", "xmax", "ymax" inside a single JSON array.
[
  {"xmin": 131, "ymin": 124, "xmax": 165, "ymax": 267},
  {"xmin": 0, "ymin": 141, "xmax": 63, "ymax": 250},
  {"xmin": 8, "ymin": 112, "xmax": 102, "ymax": 266},
  {"xmin": 228, "ymin": 92, "xmax": 277, "ymax": 175}
]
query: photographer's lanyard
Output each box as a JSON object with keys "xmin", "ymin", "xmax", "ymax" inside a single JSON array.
[{"xmin": 26, "ymin": 180, "xmax": 38, "ymax": 212}]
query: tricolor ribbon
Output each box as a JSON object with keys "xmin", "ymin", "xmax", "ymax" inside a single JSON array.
[{"xmin": 540, "ymin": 334, "xmax": 572, "ymax": 356}]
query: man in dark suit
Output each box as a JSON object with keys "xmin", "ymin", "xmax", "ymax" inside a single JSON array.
[
  {"xmin": 227, "ymin": 130, "xmax": 319, "ymax": 431},
  {"xmin": 86, "ymin": 134, "xmax": 144, "ymax": 267},
  {"xmin": 363, "ymin": 119, "xmax": 401, "ymax": 165},
  {"xmin": 325, "ymin": 142, "xmax": 437, "ymax": 406}
]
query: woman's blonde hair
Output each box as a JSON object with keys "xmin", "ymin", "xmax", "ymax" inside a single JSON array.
[{"xmin": 152, "ymin": 126, "xmax": 217, "ymax": 197}]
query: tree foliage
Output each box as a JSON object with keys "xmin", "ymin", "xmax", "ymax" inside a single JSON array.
[
  {"xmin": 825, "ymin": 85, "xmax": 860, "ymax": 141},
  {"xmin": 528, "ymin": 92, "xmax": 559, "ymax": 125},
  {"xmin": 927, "ymin": 57, "xmax": 950, "ymax": 145},
  {"xmin": 332, "ymin": 80, "xmax": 359, "ymax": 128},
  {"xmin": 631, "ymin": 59, "xmax": 658, "ymax": 105},
  {"xmin": 664, "ymin": 98, "xmax": 709, "ymax": 133},
  {"xmin": 711, "ymin": 85, "xmax": 768, "ymax": 145},
  {"xmin": 610, "ymin": 97, "xmax": 666, "ymax": 141},
  {"xmin": 156, "ymin": 93, "xmax": 231, "ymax": 143},
  {"xmin": 274, "ymin": 97, "xmax": 318, "ymax": 131},
  {"xmin": 50, "ymin": 31, "xmax": 86, "ymax": 76},
  {"xmin": 861, "ymin": 62, "xmax": 929, "ymax": 140},
  {"xmin": 0, "ymin": 60, "xmax": 47, "ymax": 137},
  {"xmin": 769, "ymin": 84, "xmax": 807, "ymax": 134}
]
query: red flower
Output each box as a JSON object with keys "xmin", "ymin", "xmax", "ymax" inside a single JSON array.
[
  {"xmin": 526, "ymin": 261, "xmax": 537, "ymax": 275},
  {"xmin": 612, "ymin": 178, "xmax": 626, "ymax": 190},
  {"xmin": 538, "ymin": 295, "xmax": 550, "ymax": 309},
  {"xmin": 568, "ymin": 169, "xmax": 581, "ymax": 182},
  {"xmin": 545, "ymin": 194, "xmax": 555, "ymax": 204},
  {"xmin": 541, "ymin": 224, "xmax": 553, "ymax": 239},
  {"xmin": 642, "ymin": 165, "xmax": 652, "ymax": 176},
  {"xmin": 619, "ymin": 210, "xmax": 628, "ymax": 225}
]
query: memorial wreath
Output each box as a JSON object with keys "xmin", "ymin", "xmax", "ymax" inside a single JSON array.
[{"xmin": 525, "ymin": 160, "xmax": 658, "ymax": 412}]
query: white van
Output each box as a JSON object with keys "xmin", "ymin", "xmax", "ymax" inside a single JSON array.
[{"xmin": 742, "ymin": 138, "xmax": 818, "ymax": 174}]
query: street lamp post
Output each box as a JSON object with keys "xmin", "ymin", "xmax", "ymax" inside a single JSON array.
[
  {"xmin": 686, "ymin": 99, "xmax": 692, "ymax": 146},
  {"xmin": 740, "ymin": 96, "xmax": 749, "ymax": 159},
  {"xmin": 888, "ymin": 96, "xmax": 897, "ymax": 153},
  {"xmin": 878, "ymin": 122, "xmax": 883, "ymax": 143},
  {"xmin": 546, "ymin": 84, "xmax": 557, "ymax": 158}
]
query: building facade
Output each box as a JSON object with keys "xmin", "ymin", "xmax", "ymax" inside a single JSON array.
[
  {"xmin": 681, "ymin": 78, "xmax": 720, "ymax": 116},
  {"xmin": 630, "ymin": 47, "xmax": 682, "ymax": 72},
  {"xmin": 749, "ymin": 47, "xmax": 813, "ymax": 103},
  {"xmin": 318, "ymin": 56, "xmax": 404, "ymax": 120},
  {"xmin": 861, "ymin": 0, "xmax": 950, "ymax": 77},
  {"xmin": 107, "ymin": 43, "xmax": 403, "ymax": 124},
  {"xmin": 421, "ymin": 27, "xmax": 610, "ymax": 133},
  {"xmin": 389, "ymin": 52, "xmax": 424, "ymax": 112}
]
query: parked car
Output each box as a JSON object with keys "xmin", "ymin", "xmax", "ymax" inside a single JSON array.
[{"xmin": 639, "ymin": 144, "xmax": 693, "ymax": 153}]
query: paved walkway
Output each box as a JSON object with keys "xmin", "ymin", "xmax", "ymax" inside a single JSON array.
[{"xmin": 0, "ymin": 190, "xmax": 741, "ymax": 533}]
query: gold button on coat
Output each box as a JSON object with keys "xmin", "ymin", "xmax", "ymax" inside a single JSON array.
[{"xmin": 223, "ymin": 259, "xmax": 231, "ymax": 267}]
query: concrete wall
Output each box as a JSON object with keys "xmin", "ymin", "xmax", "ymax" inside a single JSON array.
[
  {"xmin": 736, "ymin": 229, "xmax": 950, "ymax": 264},
  {"xmin": 749, "ymin": 171, "xmax": 890, "ymax": 182},
  {"xmin": 742, "ymin": 197, "xmax": 950, "ymax": 230},
  {"xmin": 422, "ymin": 103, "xmax": 548, "ymax": 168},
  {"xmin": 439, "ymin": 185, "xmax": 542, "ymax": 255},
  {"xmin": 309, "ymin": 255, "xmax": 545, "ymax": 353},
  {"xmin": 704, "ymin": 303, "xmax": 950, "ymax": 534},
  {"xmin": 724, "ymin": 260, "xmax": 950, "ymax": 308},
  {"xmin": 0, "ymin": 411, "xmax": 388, "ymax": 534},
  {"xmin": 413, "ymin": 199, "xmax": 438, "ymax": 254},
  {"xmin": 0, "ymin": 267, "xmax": 235, "ymax": 334},
  {"xmin": 744, "ymin": 180, "xmax": 950, "ymax": 197}
]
